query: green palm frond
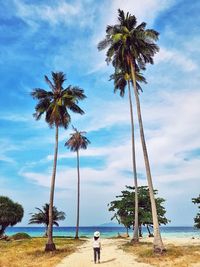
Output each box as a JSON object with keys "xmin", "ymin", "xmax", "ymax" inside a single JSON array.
[
  {"xmin": 31, "ymin": 72, "xmax": 86, "ymax": 129},
  {"xmin": 97, "ymin": 9, "xmax": 159, "ymax": 76},
  {"xmin": 29, "ymin": 203, "xmax": 66, "ymax": 227}
]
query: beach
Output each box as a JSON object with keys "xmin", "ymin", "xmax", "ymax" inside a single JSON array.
[
  {"xmin": 56, "ymin": 237, "xmax": 200, "ymax": 267},
  {"xmin": 56, "ymin": 238, "xmax": 152, "ymax": 267}
]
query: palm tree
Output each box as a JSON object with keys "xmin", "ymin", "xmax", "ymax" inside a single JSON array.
[
  {"xmin": 110, "ymin": 70, "xmax": 146, "ymax": 242},
  {"xmin": 98, "ymin": 10, "xmax": 165, "ymax": 253},
  {"xmin": 65, "ymin": 127, "xmax": 90, "ymax": 239},
  {"xmin": 31, "ymin": 72, "xmax": 86, "ymax": 251},
  {"xmin": 29, "ymin": 204, "xmax": 66, "ymax": 237}
]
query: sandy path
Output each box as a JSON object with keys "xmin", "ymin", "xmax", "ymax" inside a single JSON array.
[{"xmin": 56, "ymin": 238, "xmax": 153, "ymax": 267}]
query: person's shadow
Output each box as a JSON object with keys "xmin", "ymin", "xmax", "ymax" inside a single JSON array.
[{"xmin": 100, "ymin": 258, "xmax": 116, "ymax": 264}]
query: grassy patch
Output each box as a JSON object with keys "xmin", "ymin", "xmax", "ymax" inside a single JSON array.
[
  {"xmin": 0, "ymin": 237, "xmax": 85, "ymax": 267},
  {"xmin": 122, "ymin": 241, "xmax": 200, "ymax": 267}
]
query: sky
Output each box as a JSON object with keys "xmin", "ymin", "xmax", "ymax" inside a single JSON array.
[{"xmin": 0, "ymin": 0, "xmax": 200, "ymax": 228}]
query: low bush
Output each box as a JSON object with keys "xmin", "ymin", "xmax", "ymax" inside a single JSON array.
[{"xmin": 11, "ymin": 232, "xmax": 31, "ymax": 240}]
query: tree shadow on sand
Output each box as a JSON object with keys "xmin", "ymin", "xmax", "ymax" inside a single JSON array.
[{"xmin": 100, "ymin": 258, "xmax": 116, "ymax": 264}]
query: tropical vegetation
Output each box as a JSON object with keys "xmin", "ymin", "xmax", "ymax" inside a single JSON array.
[
  {"xmin": 29, "ymin": 204, "xmax": 66, "ymax": 236},
  {"xmin": 108, "ymin": 186, "xmax": 169, "ymax": 237},
  {"xmin": 98, "ymin": 9, "xmax": 165, "ymax": 253},
  {"xmin": 31, "ymin": 72, "xmax": 86, "ymax": 251},
  {"xmin": 192, "ymin": 194, "xmax": 200, "ymax": 229},
  {"xmin": 65, "ymin": 127, "xmax": 90, "ymax": 239},
  {"xmin": 0, "ymin": 196, "xmax": 24, "ymax": 237}
]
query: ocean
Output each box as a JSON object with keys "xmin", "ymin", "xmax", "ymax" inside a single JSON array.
[{"xmin": 5, "ymin": 226, "xmax": 200, "ymax": 238}]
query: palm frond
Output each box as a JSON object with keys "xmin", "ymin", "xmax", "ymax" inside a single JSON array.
[
  {"xmin": 65, "ymin": 128, "xmax": 90, "ymax": 152},
  {"xmin": 68, "ymin": 103, "xmax": 85, "ymax": 115},
  {"xmin": 44, "ymin": 76, "xmax": 55, "ymax": 92},
  {"xmin": 31, "ymin": 72, "xmax": 86, "ymax": 128}
]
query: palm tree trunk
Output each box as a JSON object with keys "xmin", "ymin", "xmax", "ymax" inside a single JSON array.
[
  {"xmin": 139, "ymin": 225, "xmax": 142, "ymax": 237},
  {"xmin": 126, "ymin": 227, "xmax": 129, "ymax": 237},
  {"xmin": 75, "ymin": 150, "xmax": 80, "ymax": 239},
  {"xmin": 147, "ymin": 224, "xmax": 154, "ymax": 237},
  {"xmin": 129, "ymin": 58, "xmax": 165, "ymax": 253},
  {"xmin": 128, "ymin": 80, "xmax": 139, "ymax": 243},
  {"xmin": 45, "ymin": 125, "xmax": 59, "ymax": 251},
  {"xmin": 0, "ymin": 225, "xmax": 6, "ymax": 237},
  {"xmin": 44, "ymin": 224, "xmax": 48, "ymax": 237}
]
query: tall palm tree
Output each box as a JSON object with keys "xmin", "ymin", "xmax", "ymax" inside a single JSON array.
[
  {"xmin": 98, "ymin": 10, "xmax": 165, "ymax": 253},
  {"xmin": 29, "ymin": 204, "xmax": 66, "ymax": 237},
  {"xmin": 65, "ymin": 127, "xmax": 90, "ymax": 239},
  {"xmin": 110, "ymin": 70, "xmax": 146, "ymax": 242},
  {"xmin": 31, "ymin": 72, "xmax": 86, "ymax": 251}
]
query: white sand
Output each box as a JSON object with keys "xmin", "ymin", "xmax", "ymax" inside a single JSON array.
[
  {"xmin": 56, "ymin": 237, "xmax": 200, "ymax": 267},
  {"xmin": 56, "ymin": 238, "xmax": 153, "ymax": 267},
  {"xmin": 143, "ymin": 236, "xmax": 200, "ymax": 246}
]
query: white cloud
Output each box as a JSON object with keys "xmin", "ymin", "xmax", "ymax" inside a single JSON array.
[
  {"xmin": 106, "ymin": 0, "xmax": 175, "ymax": 25},
  {"xmin": 20, "ymin": 87, "xmax": 200, "ymax": 225},
  {"xmin": 46, "ymin": 146, "xmax": 110, "ymax": 161},
  {"xmin": 155, "ymin": 47, "xmax": 198, "ymax": 72},
  {"xmin": 0, "ymin": 113, "xmax": 30, "ymax": 122},
  {"xmin": 0, "ymin": 139, "xmax": 19, "ymax": 163},
  {"xmin": 32, "ymin": 88, "xmax": 200, "ymax": 186},
  {"xmin": 13, "ymin": 0, "xmax": 98, "ymax": 30},
  {"xmin": 14, "ymin": 0, "xmax": 81, "ymax": 26}
]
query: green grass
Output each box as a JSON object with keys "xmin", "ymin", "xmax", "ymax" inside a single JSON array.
[
  {"xmin": 121, "ymin": 241, "xmax": 200, "ymax": 267},
  {"xmin": 0, "ymin": 237, "xmax": 85, "ymax": 267}
]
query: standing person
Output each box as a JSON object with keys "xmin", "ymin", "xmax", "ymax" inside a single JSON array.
[{"xmin": 93, "ymin": 231, "xmax": 101, "ymax": 264}]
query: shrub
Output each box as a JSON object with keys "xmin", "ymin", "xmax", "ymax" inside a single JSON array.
[{"xmin": 11, "ymin": 232, "xmax": 31, "ymax": 240}]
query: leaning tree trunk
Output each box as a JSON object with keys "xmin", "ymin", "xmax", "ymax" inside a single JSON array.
[
  {"xmin": 45, "ymin": 125, "xmax": 59, "ymax": 251},
  {"xmin": 129, "ymin": 58, "xmax": 165, "ymax": 253},
  {"xmin": 75, "ymin": 150, "xmax": 80, "ymax": 239},
  {"xmin": 147, "ymin": 224, "xmax": 154, "ymax": 237},
  {"xmin": 128, "ymin": 80, "xmax": 139, "ymax": 243}
]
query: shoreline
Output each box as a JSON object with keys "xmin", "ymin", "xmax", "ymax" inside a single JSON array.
[{"xmin": 5, "ymin": 226, "xmax": 200, "ymax": 239}]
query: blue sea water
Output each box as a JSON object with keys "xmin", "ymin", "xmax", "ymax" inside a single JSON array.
[{"xmin": 5, "ymin": 226, "xmax": 200, "ymax": 238}]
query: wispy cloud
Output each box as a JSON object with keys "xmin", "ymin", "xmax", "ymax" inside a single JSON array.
[
  {"xmin": 0, "ymin": 113, "xmax": 30, "ymax": 122},
  {"xmin": 155, "ymin": 47, "xmax": 198, "ymax": 72},
  {"xmin": 13, "ymin": 0, "xmax": 97, "ymax": 29},
  {"xmin": 0, "ymin": 139, "xmax": 19, "ymax": 163}
]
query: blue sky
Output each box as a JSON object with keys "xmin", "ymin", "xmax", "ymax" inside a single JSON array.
[{"xmin": 0, "ymin": 0, "xmax": 200, "ymax": 227}]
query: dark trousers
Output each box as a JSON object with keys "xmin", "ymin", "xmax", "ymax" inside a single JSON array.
[{"xmin": 93, "ymin": 247, "xmax": 100, "ymax": 262}]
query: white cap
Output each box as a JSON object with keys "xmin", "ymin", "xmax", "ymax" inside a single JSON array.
[{"xmin": 94, "ymin": 231, "xmax": 100, "ymax": 237}]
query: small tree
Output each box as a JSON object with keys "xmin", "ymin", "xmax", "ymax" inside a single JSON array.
[
  {"xmin": 0, "ymin": 196, "xmax": 24, "ymax": 237},
  {"xmin": 108, "ymin": 196, "xmax": 132, "ymax": 236},
  {"xmin": 29, "ymin": 204, "xmax": 66, "ymax": 236},
  {"xmin": 192, "ymin": 195, "xmax": 200, "ymax": 229},
  {"xmin": 108, "ymin": 186, "xmax": 169, "ymax": 237}
]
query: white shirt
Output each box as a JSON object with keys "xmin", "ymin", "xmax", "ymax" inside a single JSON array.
[{"xmin": 93, "ymin": 237, "xmax": 101, "ymax": 248}]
